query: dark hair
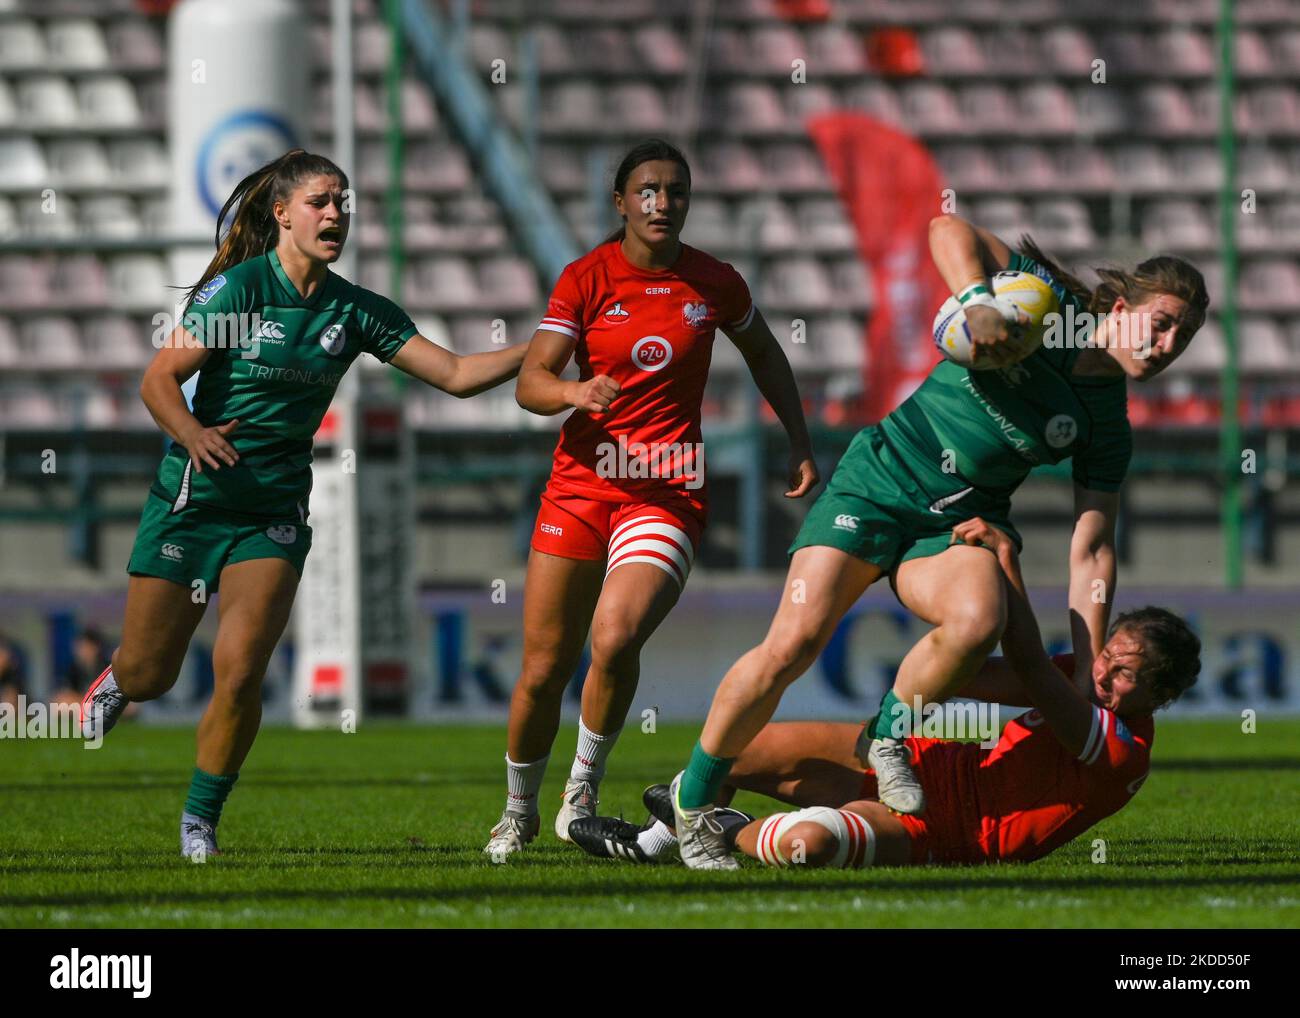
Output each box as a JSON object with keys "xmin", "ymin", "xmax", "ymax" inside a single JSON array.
[
  {"xmin": 602, "ymin": 138, "xmax": 692, "ymax": 244},
  {"xmin": 184, "ymin": 149, "xmax": 348, "ymax": 307},
  {"xmin": 1018, "ymin": 235, "xmax": 1210, "ymax": 332},
  {"xmin": 1109, "ymin": 606, "xmax": 1202, "ymax": 711}
]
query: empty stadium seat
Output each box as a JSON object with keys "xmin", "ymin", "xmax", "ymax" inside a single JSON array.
[
  {"xmin": 0, "ymin": 18, "xmax": 46, "ymax": 70},
  {"xmin": 0, "ymin": 317, "xmax": 18, "ymax": 367},
  {"xmin": 1030, "ymin": 198, "xmax": 1095, "ymax": 250},
  {"xmin": 697, "ymin": 141, "xmax": 764, "ymax": 192},
  {"xmin": 840, "ymin": 81, "xmax": 904, "ymax": 127},
  {"xmin": 608, "ymin": 82, "xmax": 668, "ymax": 133},
  {"xmin": 957, "ymin": 84, "xmax": 1016, "ymax": 134},
  {"xmin": 805, "ymin": 23, "xmax": 864, "ymax": 73},
  {"xmin": 796, "ymin": 198, "xmax": 856, "ymax": 250},
  {"xmin": 83, "ymin": 315, "xmax": 150, "ymax": 370},
  {"xmin": 78, "ymin": 76, "xmax": 141, "ymax": 126},
  {"xmin": 1240, "ymin": 259, "xmax": 1300, "ymax": 311},
  {"xmin": 22, "ymin": 316, "xmax": 83, "ymax": 368},
  {"xmin": 106, "ymin": 20, "xmax": 164, "ymax": 70},
  {"xmin": 0, "ymin": 78, "xmax": 14, "ymax": 127},
  {"xmin": 478, "ymin": 256, "xmax": 539, "ymax": 310},
  {"xmin": 898, "ymin": 82, "xmax": 962, "ymax": 134},
  {"xmin": 17, "ymin": 76, "xmax": 80, "ymax": 126},
  {"xmin": 1154, "ymin": 28, "xmax": 1214, "ymax": 76},
  {"xmin": 0, "ymin": 254, "xmax": 53, "ymax": 310},
  {"xmin": 46, "ymin": 19, "xmax": 110, "ymax": 69},
  {"xmin": 1111, "ymin": 144, "xmax": 1172, "ymax": 189},
  {"xmin": 681, "ymin": 197, "xmax": 734, "ymax": 250},
  {"xmin": 974, "ymin": 198, "xmax": 1031, "ymax": 240},
  {"xmin": 631, "ymin": 23, "xmax": 688, "ymax": 74},
  {"xmin": 1041, "ymin": 25, "xmax": 1097, "ymax": 75},
  {"xmin": 81, "ymin": 195, "xmax": 141, "ymax": 238},
  {"xmin": 19, "ymin": 193, "xmax": 79, "ymax": 239},
  {"xmin": 1141, "ymin": 199, "xmax": 1215, "ymax": 250},
  {"xmin": 106, "ymin": 138, "xmax": 168, "ymax": 185},
  {"xmin": 106, "ymin": 254, "xmax": 167, "ymax": 310},
  {"xmin": 46, "ymin": 138, "xmax": 112, "ymax": 187},
  {"xmin": 724, "ymin": 82, "xmax": 787, "ymax": 134},
  {"xmin": 1164, "ymin": 319, "xmax": 1225, "ymax": 375},
  {"xmin": 1240, "ymin": 317, "xmax": 1290, "ymax": 373},
  {"xmin": 763, "ymin": 258, "xmax": 833, "ymax": 311},
  {"xmin": 921, "ymin": 26, "xmax": 985, "ymax": 75},
  {"xmin": 0, "ymin": 195, "xmax": 14, "ymax": 238},
  {"xmin": 750, "ymin": 24, "xmax": 806, "ymax": 74},
  {"xmin": 1019, "ymin": 83, "xmax": 1078, "ymax": 135}
]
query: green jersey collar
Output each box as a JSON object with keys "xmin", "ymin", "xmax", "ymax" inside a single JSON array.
[{"xmin": 268, "ymin": 248, "xmax": 333, "ymax": 308}]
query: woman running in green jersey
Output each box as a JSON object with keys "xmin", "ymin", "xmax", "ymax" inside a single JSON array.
[
  {"xmin": 80, "ymin": 150, "xmax": 527, "ymax": 858},
  {"xmin": 670, "ymin": 214, "xmax": 1209, "ymax": 869}
]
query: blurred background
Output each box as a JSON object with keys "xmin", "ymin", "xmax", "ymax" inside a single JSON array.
[{"xmin": 0, "ymin": 0, "xmax": 1296, "ymax": 721}]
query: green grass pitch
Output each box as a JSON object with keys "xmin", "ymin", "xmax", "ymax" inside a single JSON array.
[{"xmin": 2, "ymin": 720, "xmax": 1297, "ymax": 928}]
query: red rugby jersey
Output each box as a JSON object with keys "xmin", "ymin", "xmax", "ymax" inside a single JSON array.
[
  {"xmin": 898, "ymin": 654, "xmax": 1155, "ymax": 864},
  {"xmin": 535, "ymin": 240, "xmax": 754, "ymax": 506}
]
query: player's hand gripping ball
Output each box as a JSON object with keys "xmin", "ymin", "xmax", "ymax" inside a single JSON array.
[{"xmin": 932, "ymin": 270, "xmax": 1059, "ymax": 370}]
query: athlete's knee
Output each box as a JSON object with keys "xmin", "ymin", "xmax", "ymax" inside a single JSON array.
[
  {"xmin": 588, "ymin": 614, "xmax": 644, "ymax": 674},
  {"xmin": 759, "ymin": 626, "xmax": 828, "ymax": 688},
  {"xmin": 111, "ymin": 645, "xmax": 179, "ymax": 701},
  {"xmin": 940, "ymin": 598, "xmax": 1006, "ymax": 656},
  {"xmin": 755, "ymin": 808, "xmax": 877, "ymax": 870},
  {"xmin": 783, "ymin": 821, "xmax": 840, "ymax": 867},
  {"xmin": 516, "ymin": 650, "xmax": 576, "ymax": 701}
]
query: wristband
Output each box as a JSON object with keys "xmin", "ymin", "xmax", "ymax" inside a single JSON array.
[{"xmin": 956, "ymin": 282, "xmax": 993, "ymax": 305}]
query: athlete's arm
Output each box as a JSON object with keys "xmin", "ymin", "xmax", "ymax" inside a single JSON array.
[
  {"xmin": 952, "ymin": 518, "xmax": 1096, "ymax": 757},
  {"xmin": 388, "ymin": 333, "xmax": 526, "ymax": 398},
  {"xmin": 140, "ymin": 326, "xmax": 239, "ymax": 473},
  {"xmin": 725, "ymin": 308, "xmax": 817, "ymax": 497},
  {"xmin": 928, "ymin": 214, "xmax": 1023, "ymax": 368},
  {"xmin": 515, "ymin": 328, "xmax": 620, "ymax": 416},
  {"xmin": 1068, "ymin": 485, "xmax": 1119, "ymax": 696}
]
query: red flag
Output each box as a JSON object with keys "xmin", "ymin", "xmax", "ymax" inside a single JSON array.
[{"xmin": 807, "ymin": 112, "xmax": 949, "ymax": 422}]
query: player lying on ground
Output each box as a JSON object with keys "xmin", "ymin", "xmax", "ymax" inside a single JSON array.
[
  {"xmin": 571, "ymin": 518, "xmax": 1201, "ymax": 868},
  {"xmin": 669, "ymin": 214, "xmax": 1210, "ymax": 869},
  {"xmin": 80, "ymin": 150, "xmax": 527, "ymax": 859},
  {"xmin": 484, "ymin": 139, "xmax": 816, "ymax": 858}
]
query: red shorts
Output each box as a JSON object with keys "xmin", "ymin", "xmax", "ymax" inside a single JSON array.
[
  {"xmin": 531, "ymin": 488, "xmax": 706, "ymax": 589},
  {"xmin": 859, "ymin": 736, "xmax": 986, "ymax": 865}
]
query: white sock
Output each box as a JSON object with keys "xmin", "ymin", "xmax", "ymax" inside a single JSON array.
[
  {"xmin": 505, "ymin": 754, "xmax": 549, "ymax": 817},
  {"xmin": 570, "ymin": 716, "xmax": 620, "ymax": 783},
  {"xmin": 635, "ymin": 820, "xmax": 677, "ymax": 859}
]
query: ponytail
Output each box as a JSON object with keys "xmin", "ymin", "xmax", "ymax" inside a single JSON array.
[
  {"xmin": 183, "ymin": 149, "xmax": 348, "ymax": 307},
  {"xmin": 1018, "ymin": 234, "xmax": 1209, "ymax": 328}
]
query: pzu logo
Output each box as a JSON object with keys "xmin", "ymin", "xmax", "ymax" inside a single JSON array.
[{"xmin": 632, "ymin": 336, "xmax": 673, "ymax": 372}]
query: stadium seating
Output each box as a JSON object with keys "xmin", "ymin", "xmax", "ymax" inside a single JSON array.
[{"xmin": 0, "ymin": 0, "xmax": 1298, "ymax": 432}]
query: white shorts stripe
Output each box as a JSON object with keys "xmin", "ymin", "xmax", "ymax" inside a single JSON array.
[
  {"xmin": 605, "ymin": 553, "xmax": 682, "ymax": 586},
  {"xmin": 608, "ymin": 520, "xmax": 694, "ymax": 563},
  {"xmin": 607, "ymin": 538, "xmax": 690, "ymax": 581}
]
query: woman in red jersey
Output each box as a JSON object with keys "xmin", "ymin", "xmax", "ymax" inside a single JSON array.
[{"xmin": 484, "ymin": 140, "xmax": 818, "ymax": 857}]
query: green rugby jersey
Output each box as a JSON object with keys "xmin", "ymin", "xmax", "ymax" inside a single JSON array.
[
  {"xmin": 149, "ymin": 249, "xmax": 418, "ymax": 520},
  {"xmin": 878, "ymin": 251, "xmax": 1131, "ymax": 509}
]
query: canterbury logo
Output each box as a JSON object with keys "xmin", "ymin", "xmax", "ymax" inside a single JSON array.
[
  {"xmin": 253, "ymin": 321, "xmax": 286, "ymax": 339},
  {"xmin": 928, "ymin": 486, "xmax": 974, "ymax": 514},
  {"xmin": 833, "ymin": 514, "xmax": 859, "ymax": 530},
  {"xmin": 160, "ymin": 543, "xmax": 183, "ymax": 561}
]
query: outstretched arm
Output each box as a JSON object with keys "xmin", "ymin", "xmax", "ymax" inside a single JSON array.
[
  {"xmin": 389, "ymin": 333, "xmax": 527, "ymax": 398},
  {"xmin": 951, "ymin": 519, "xmax": 1097, "ymax": 758},
  {"xmin": 725, "ymin": 308, "xmax": 817, "ymax": 498},
  {"xmin": 1068, "ymin": 485, "xmax": 1119, "ymax": 695}
]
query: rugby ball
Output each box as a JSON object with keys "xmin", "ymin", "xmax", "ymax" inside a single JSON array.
[{"xmin": 932, "ymin": 270, "xmax": 1059, "ymax": 370}]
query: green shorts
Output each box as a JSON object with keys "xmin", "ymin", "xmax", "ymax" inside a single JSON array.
[
  {"xmin": 127, "ymin": 494, "xmax": 312, "ymax": 594},
  {"xmin": 790, "ymin": 425, "xmax": 1021, "ymax": 573}
]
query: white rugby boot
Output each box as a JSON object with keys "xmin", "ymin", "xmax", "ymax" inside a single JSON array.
[
  {"xmin": 483, "ymin": 811, "xmax": 541, "ymax": 861},
  {"xmin": 670, "ymin": 772, "xmax": 739, "ymax": 871},
  {"xmin": 554, "ymin": 778, "xmax": 598, "ymax": 842},
  {"xmin": 866, "ymin": 737, "xmax": 926, "ymax": 815}
]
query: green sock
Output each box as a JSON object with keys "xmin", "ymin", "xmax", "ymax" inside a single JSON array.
[
  {"xmin": 870, "ymin": 689, "xmax": 912, "ymax": 741},
  {"xmin": 183, "ymin": 767, "xmax": 239, "ymax": 824},
  {"xmin": 678, "ymin": 742, "xmax": 734, "ymax": 810}
]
